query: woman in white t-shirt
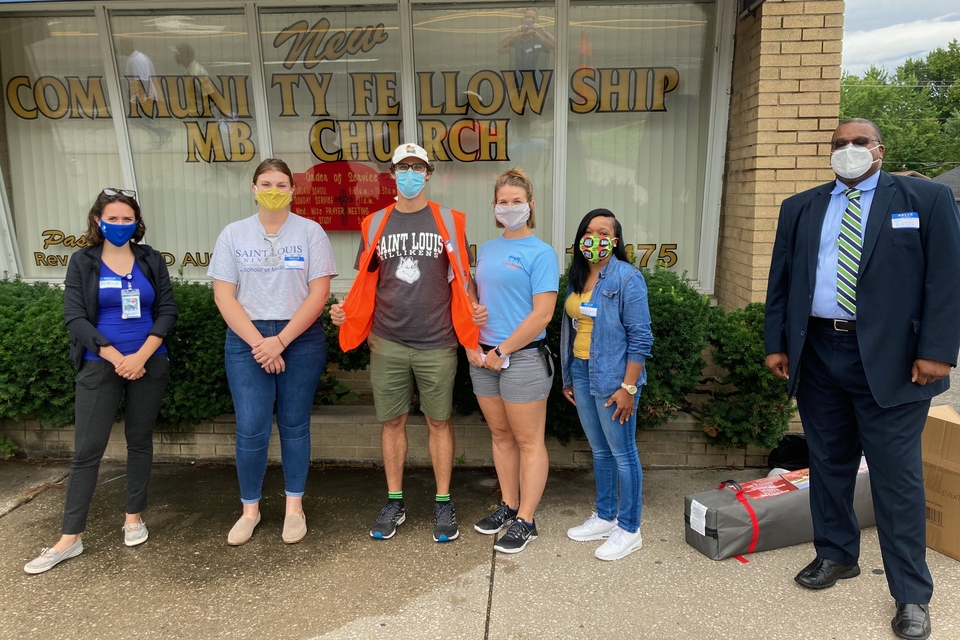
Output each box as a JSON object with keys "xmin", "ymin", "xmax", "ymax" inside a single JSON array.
[
  {"xmin": 208, "ymin": 159, "xmax": 337, "ymax": 546},
  {"xmin": 468, "ymin": 168, "xmax": 559, "ymax": 554}
]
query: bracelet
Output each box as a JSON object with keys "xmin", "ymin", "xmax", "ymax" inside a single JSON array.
[
  {"xmin": 494, "ymin": 345, "xmax": 507, "ymax": 358},
  {"xmin": 277, "ymin": 335, "xmax": 287, "ymax": 348}
]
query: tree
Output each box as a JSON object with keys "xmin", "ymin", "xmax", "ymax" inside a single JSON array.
[
  {"xmin": 840, "ymin": 66, "xmax": 948, "ymax": 175},
  {"xmin": 901, "ymin": 39, "xmax": 960, "ymax": 120}
]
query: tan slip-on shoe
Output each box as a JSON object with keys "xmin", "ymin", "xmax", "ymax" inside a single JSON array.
[
  {"xmin": 227, "ymin": 513, "xmax": 261, "ymax": 546},
  {"xmin": 282, "ymin": 513, "xmax": 307, "ymax": 544}
]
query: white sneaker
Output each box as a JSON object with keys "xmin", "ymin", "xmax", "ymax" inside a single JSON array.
[
  {"xmin": 567, "ymin": 512, "xmax": 618, "ymax": 541},
  {"xmin": 123, "ymin": 519, "xmax": 148, "ymax": 547},
  {"xmin": 24, "ymin": 539, "xmax": 83, "ymax": 574},
  {"xmin": 594, "ymin": 526, "xmax": 643, "ymax": 561}
]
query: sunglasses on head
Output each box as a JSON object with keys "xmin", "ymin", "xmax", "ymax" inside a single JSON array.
[{"xmin": 101, "ymin": 188, "xmax": 137, "ymax": 199}]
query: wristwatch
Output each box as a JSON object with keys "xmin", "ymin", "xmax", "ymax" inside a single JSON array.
[
  {"xmin": 494, "ymin": 345, "xmax": 508, "ymax": 359},
  {"xmin": 620, "ymin": 383, "xmax": 638, "ymax": 395}
]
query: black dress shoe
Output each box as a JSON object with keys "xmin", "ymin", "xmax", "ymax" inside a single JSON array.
[
  {"xmin": 794, "ymin": 556, "xmax": 861, "ymax": 589},
  {"xmin": 892, "ymin": 602, "xmax": 930, "ymax": 640}
]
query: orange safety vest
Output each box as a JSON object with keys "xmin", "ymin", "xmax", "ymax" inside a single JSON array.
[{"xmin": 338, "ymin": 201, "xmax": 479, "ymax": 352}]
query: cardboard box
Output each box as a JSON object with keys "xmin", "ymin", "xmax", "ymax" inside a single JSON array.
[
  {"xmin": 684, "ymin": 461, "xmax": 875, "ymax": 560},
  {"xmin": 922, "ymin": 405, "xmax": 960, "ymax": 562}
]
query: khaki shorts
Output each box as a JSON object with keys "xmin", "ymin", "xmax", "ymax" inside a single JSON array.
[{"xmin": 368, "ymin": 332, "xmax": 458, "ymax": 422}]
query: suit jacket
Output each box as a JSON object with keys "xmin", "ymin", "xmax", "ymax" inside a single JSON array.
[
  {"xmin": 764, "ymin": 171, "xmax": 960, "ymax": 408},
  {"xmin": 64, "ymin": 242, "xmax": 178, "ymax": 370}
]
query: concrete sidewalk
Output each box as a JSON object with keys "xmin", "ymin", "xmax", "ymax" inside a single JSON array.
[{"xmin": 2, "ymin": 460, "xmax": 959, "ymax": 639}]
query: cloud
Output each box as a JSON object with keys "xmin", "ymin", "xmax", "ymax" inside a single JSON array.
[{"xmin": 843, "ymin": 15, "xmax": 960, "ymax": 75}]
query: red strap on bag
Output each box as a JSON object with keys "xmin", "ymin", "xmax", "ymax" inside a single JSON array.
[
  {"xmin": 734, "ymin": 489, "xmax": 760, "ymax": 554},
  {"xmin": 719, "ymin": 480, "xmax": 761, "ymax": 556}
]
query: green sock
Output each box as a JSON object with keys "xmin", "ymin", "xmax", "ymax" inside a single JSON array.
[
  {"xmin": 388, "ymin": 491, "xmax": 403, "ymax": 501},
  {"xmin": 435, "ymin": 493, "xmax": 451, "ymax": 503}
]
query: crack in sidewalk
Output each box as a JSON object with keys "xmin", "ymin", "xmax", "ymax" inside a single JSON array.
[
  {"xmin": 0, "ymin": 473, "xmax": 69, "ymax": 518},
  {"xmin": 483, "ymin": 532, "xmax": 499, "ymax": 640}
]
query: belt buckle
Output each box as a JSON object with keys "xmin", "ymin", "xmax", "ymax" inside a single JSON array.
[{"xmin": 833, "ymin": 319, "xmax": 850, "ymax": 332}]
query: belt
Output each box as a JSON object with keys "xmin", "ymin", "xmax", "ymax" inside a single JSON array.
[
  {"xmin": 810, "ymin": 317, "xmax": 856, "ymax": 332},
  {"xmin": 479, "ymin": 339, "xmax": 545, "ymax": 353}
]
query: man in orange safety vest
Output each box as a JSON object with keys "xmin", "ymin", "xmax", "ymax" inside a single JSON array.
[{"xmin": 331, "ymin": 142, "xmax": 481, "ymax": 544}]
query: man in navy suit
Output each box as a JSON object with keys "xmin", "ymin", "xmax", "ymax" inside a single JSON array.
[{"xmin": 764, "ymin": 118, "xmax": 960, "ymax": 640}]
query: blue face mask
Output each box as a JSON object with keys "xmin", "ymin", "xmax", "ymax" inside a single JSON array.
[
  {"xmin": 395, "ymin": 170, "xmax": 426, "ymax": 199},
  {"xmin": 100, "ymin": 220, "xmax": 137, "ymax": 247}
]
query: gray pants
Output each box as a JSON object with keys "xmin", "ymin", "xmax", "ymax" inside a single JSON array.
[{"xmin": 62, "ymin": 354, "xmax": 170, "ymax": 534}]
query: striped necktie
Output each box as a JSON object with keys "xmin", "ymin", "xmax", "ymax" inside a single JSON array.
[{"xmin": 836, "ymin": 188, "xmax": 863, "ymax": 316}]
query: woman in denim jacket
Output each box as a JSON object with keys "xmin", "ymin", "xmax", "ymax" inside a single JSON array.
[{"xmin": 560, "ymin": 208, "xmax": 653, "ymax": 561}]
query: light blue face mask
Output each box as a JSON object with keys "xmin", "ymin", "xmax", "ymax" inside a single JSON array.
[{"xmin": 396, "ymin": 170, "xmax": 426, "ymax": 199}]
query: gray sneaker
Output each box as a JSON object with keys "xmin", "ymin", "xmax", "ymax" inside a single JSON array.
[
  {"xmin": 24, "ymin": 539, "xmax": 83, "ymax": 574},
  {"xmin": 370, "ymin": 500, "xmax": 406, "ymax": 540},
  {"xmin": 123, "ymin": 519, "xmax": 148, "ymax": 547}
]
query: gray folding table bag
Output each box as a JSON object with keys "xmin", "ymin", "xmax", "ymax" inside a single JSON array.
[{"xmin": 684, "ymin": 462, "xmax": 875, "ymax": 560}]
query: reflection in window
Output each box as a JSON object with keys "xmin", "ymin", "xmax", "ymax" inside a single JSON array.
[
  {"xmin": 413, "ymin": 6, "xmax": 556, "ymax": 253},
  {"xmin": 566, "ymin": 3, "xmax": 715, "ymax": 274},
  {"xmin": 259, "ymin": 9, "xmax": 403, "ymax": 277},
  {"xmin": 110, "ymin": 12, "xmax": 260, "ymax": 277},
  {"xmin": 0, "ymin": 15, "xmax": 124, "ymax": 278}
]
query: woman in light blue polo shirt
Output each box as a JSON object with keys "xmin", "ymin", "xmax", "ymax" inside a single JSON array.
[{"xmin": 469, "ymin": 167, "xmax": 559, "ymax": 554}]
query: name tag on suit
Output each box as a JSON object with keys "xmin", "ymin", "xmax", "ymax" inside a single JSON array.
[{"xmin": 891, "ymin": 212, "xmax": 920, "ymax": 229}]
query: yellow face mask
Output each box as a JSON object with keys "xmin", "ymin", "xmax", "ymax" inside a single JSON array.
[{"xmin": 255, "ymin": 187, "xmax": 292, "ymax": 211}]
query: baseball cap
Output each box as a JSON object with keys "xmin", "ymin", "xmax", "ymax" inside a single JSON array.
[{"xmin": 392, "ymin": 143, "xmax": 429, "ymax": 165}]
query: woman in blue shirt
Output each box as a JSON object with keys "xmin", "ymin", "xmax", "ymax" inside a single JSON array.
[
  {"xmin": 469, "ymin": 168, "xmax": 559, "ymax": 554},
  {"xmin": 560, "ymin": 208, "xmax": 653, "ymax": 561},
  {"xmin": 25, "ymin": 189, "xmax": 177, "ymax": 574}
]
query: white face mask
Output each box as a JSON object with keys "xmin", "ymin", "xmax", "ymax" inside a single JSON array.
[
  {"xmin": 494, "ymin": 203, "xmax": 531, "ymax": 231},
  {"xmin": 830, "ymin": 144, "xmax": 880, "ymax": 180}
]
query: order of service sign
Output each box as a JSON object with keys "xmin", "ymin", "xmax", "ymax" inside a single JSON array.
[{"xmin": 293, "ymin": 161, "xmax": 397, "ymax": 231}]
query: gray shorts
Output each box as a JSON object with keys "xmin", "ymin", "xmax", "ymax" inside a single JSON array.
[{"xmin": 469, "ymin": 348, "xmax": 554, "ymax": 403}]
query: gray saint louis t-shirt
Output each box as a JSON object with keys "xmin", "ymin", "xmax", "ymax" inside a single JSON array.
[
  {"xmin": 355, "ymin": 205, "xmax": 464, "ymax": 349},
  {"xmin": 208, "ymin": 213, "xmax": 338, "ymax": 320}
]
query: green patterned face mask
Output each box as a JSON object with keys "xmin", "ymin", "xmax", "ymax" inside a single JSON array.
[{"xmin": 579, "ymin": 234, "xmax": 612, "ymax": 263}]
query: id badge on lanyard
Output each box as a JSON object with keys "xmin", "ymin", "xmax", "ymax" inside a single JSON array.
[{"xmin": 120, "ymin": 275, "xmax": 141, "ymax": 319}]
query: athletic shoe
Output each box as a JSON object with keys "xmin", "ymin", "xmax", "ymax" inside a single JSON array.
[
  {"xmin": 433, "ymin": 501, "xmax": 459, "ymax": 542},
  {"xmin": 24, "ymin": 539, "xmax": 84, "ymax": 574},
  {"xmin": 594, "ymin": 526, "xmax": 643, "ymax": 561},
  {"xmin": 370, "ymin": 501, "xmax": 406, "ymax": 540},
  {"xmin": 123, "ymin": 518, "xmax": 149, "ymax": 547},
  {"xmin": 566, "ymin": 512, "xmax": 618, "ymax": 541},
  {"xmin": 474, "ymin": 502, "xmax": 517, "ymax": 535},
  {"xmin": 494, "ymin": 518, "xmax": 538, "ymax": 554}
]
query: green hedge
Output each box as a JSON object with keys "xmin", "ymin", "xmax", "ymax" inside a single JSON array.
[
  {"xmin": 0, "ymin": 276, "xmax": 356, "ymax": 428},
  {"xmin": 698, "ymin": 303, "xmax": 797, "ymax": 449},
  {"xmin": 0, "ymin": 274, "xmax": 793, "ymax": 451},
  {"xmin": 0, "ymin": 278, "xmax": 74, "ymax": 425}
]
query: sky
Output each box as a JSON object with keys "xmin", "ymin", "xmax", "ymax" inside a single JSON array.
[{"xmin": 843, "ymin": 0, "xmax": 960, "ymax": 75}]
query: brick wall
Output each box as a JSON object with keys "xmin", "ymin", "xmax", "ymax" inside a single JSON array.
[
  {"xmin": 0, "ymin": 407, "xmax": 770, "ymax": 469},
  {"xmin": 715, "ymin": 0, "xmax": 843, "ymax": 308}
]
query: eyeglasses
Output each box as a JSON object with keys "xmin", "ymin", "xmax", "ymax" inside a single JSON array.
[
  {"xmin": 395, "ymin": 163, "xmax": 428, "ymax": 173},
  {"xmin": 102, "ymin": 188, "xmax": 137, "ymax": 199},
  {"xmin": 830, "ymin": 137, "xmax": 878, "ymax": 151}
]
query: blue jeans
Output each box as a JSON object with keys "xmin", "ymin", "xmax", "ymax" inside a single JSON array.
[
  {"xmin": 571, "ymin": 357, "xmax": 643, "ymax": 533},
  {"xmin": 225, "ymin": 319, "xmax": 326, "ymax": 503}
]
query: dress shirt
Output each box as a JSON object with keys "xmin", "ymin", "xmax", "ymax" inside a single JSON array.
[{"xmin": 810, "ymin": 171, "xmax": 880, "ymax": 319}]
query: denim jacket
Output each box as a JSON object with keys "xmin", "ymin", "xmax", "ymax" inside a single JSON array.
[{"xmin": 560, "ymin": 255, "xmax": 653, "ymax": 398}]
